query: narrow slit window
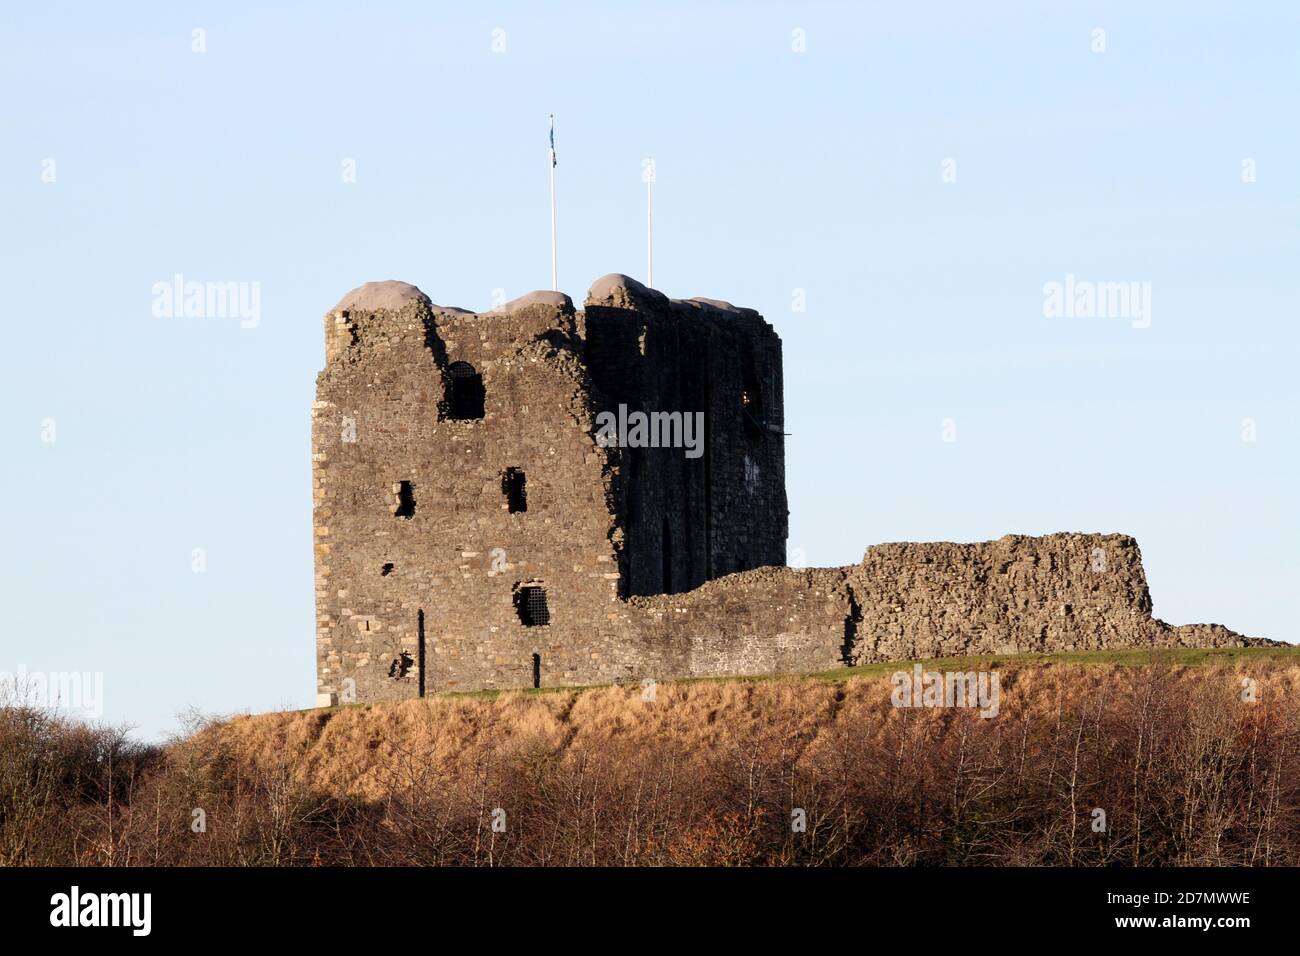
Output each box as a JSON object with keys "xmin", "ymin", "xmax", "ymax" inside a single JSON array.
[
  {"xmin": 394, "ymin": 480, "xmax": 416, "ymax": 518},
  {"xmin": 515, "ymin": 584, "xmax": 550, "ymax": 627},
  {"xmin": 502, "ymin": 468, "xmax": 527, "ymax": 513},
  {"xmin": 531, "ymin": 653, "xmax": 541, "ymax": 689},
  {"xmin": 661, "ymin": 516, "xmax": 673, "ymax": 594},
  {"xmin": 417, "ymin": 610, "xmax": 426, "ymax": 698}
]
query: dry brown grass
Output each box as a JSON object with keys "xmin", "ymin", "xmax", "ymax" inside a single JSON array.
[{"xmin": 4, "ymin": 660, "xmax": 1299, "ymax": 866}]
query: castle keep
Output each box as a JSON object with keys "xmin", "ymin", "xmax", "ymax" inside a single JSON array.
[{"xmin": 313, "ymin": 275, "xmax": 1254, "ymax": 705}]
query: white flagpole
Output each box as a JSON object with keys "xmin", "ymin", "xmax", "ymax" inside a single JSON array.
[
  {"xmin": 549, "ymin": 114, "xmax": 557, "ymax": 291},
  {"xmin": 644, "ymin": 156, "xmax": 655, "ymax": 287},
  {"xmin": 647, "ymin": 174, "xmax": 654, "ymax": 287}
]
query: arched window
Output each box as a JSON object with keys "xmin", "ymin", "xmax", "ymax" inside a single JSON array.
[{"xmin": 446, "ymin": 361, "xmax": 485, "ymax": 420}]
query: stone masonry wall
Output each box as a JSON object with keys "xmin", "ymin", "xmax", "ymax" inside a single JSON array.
[
  {"xmin": 314, "ymin": 284, "xmax": 630, "ymax": 701},
  {"xmin": 313, "ymin": 279, "xmax": 1255, "ymax": 705},
  {"xmin": 606, "ymin": 532, "xmax": 1252, "ymax": 685},
  {"xmin": 583, "ymin": 275, "xmax": 787, "ymax": 595}
]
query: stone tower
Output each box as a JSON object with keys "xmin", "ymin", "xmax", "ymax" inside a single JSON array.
[{"xmin": 312, "ymin": 274, "xmax": 788, "ymax": 704}]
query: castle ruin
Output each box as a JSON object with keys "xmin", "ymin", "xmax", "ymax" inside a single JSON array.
[{"xmin": 312, "ymin": 275, "xmax": 1255, "ymax": 705}]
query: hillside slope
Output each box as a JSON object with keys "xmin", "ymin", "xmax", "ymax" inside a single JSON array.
[
  {"xmin": 6, "ymin": 648, "xmax": 1298, "ymax": 866},
  {"xmin": 183, "ymin": 648, "xmax": 1300, "ymax": 865}
]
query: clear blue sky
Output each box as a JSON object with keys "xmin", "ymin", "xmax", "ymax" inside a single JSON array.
[{"xmin": 2, "ymin": 1, "xmax": 1296, "ymax": 739}]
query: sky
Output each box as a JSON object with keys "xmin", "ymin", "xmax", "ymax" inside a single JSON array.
[{"xmin": 1, "ymin": 1, "xmax": 1296, "ymax": 739}]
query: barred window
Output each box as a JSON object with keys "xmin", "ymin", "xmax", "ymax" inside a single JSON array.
[
  {"xmin": 516, "ymin": 584, "xmax": 550, "ymax": 627},
  {"xmin": 446, "ymin": 362, "xmax": 485, "ymax": 420}
]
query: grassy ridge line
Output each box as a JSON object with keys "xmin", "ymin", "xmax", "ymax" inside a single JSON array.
[
  {"xmin": 808, "ymin": 644, "xmax": 1300, "ymax": 681},
  {"xmin": 376, "ymin": 644, "xmax": 1300, "ymax": 704}
]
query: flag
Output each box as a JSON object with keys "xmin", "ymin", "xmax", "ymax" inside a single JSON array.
[{"xmin": 549, "ymin": 115, "xmax": 556, "ymax": 168}]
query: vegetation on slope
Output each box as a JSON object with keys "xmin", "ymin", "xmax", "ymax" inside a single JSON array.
[{"xmin": 2, "ymin": 648, "xmax": 1298, "ymax": 866}]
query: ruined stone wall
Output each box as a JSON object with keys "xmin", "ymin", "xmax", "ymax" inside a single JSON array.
[
  {"xmin": 618, "ymin": 567, "xmax": 851, "ymax": 679},
  {"xmin": 313, "ymin": 280, "xmax": 1252, "ymax": 706},
  {"xmin": 609, "ymin": 533, "xmax": 1251, "ymax": 684},
  {"xmin": 846, "ymin": 533, "xmax": 1158, "ymax": 662}
]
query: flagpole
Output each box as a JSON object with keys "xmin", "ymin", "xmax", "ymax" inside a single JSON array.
[
  {"xmin": 644, "ymin": 156, "xmax": 654, "ymax": 288},
  {"xmin": 647, "ymin": 174, "xmax": 654, "ymax": 288},
  {"xmin": 549, "ymin": 114, "xmax": 557, "ymax": 291}
]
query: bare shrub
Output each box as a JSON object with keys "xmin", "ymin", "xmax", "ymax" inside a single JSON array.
[{"xmin": 4, "ymin": 663, "xmax": 1299, "ymax": 866}]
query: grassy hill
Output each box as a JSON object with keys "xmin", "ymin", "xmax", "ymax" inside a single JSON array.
[{"xmin": 4, "ymin": 645, "xmax": 1298, "ymax": 866}]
